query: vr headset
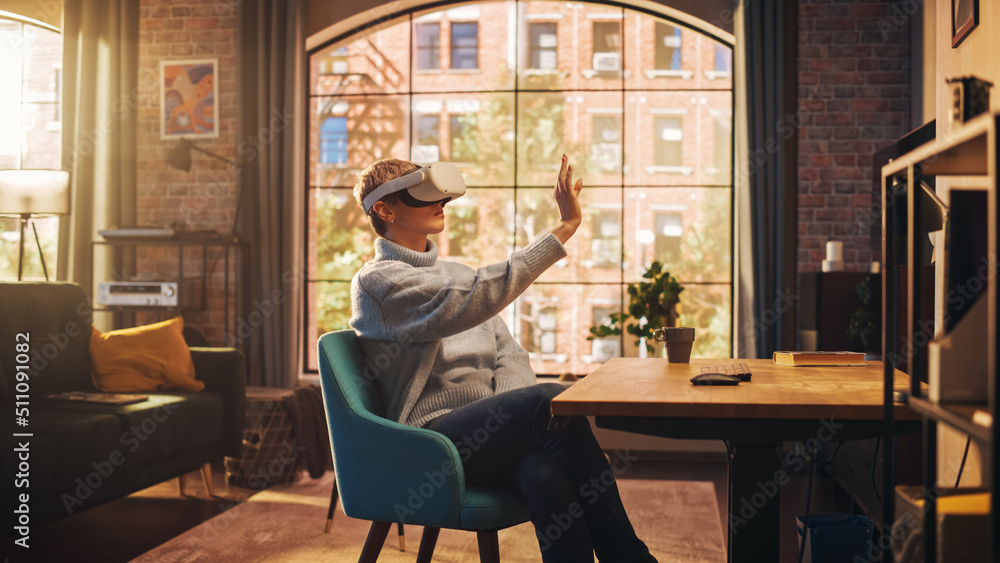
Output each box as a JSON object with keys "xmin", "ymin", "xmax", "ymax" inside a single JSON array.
[{"xmin": 362, "ymin": 162, "xmax": 467, "ymax": 214}]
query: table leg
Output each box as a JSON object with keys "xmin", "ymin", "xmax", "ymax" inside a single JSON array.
[{"xmin": 727, "ymin": 441, "xmax": 781, "ymax": 563}]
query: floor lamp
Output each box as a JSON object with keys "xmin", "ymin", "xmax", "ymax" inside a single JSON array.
[
  {"xmin": 165, "ymin": 138, "xmax": 243, "ymax": 237},
  {"xmin": 0, "ymin": 170, "xmax": 71, "ymax": 281}
]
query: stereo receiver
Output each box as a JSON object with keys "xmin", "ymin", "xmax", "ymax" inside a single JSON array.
[{"xmin": 97, "ymin": 279, "xmax": 200, "ymax": 308}]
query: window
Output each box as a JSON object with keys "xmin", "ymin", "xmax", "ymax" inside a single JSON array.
[
  {"xmin": 449, "ymin": 114, "xmax": 472, "ymax": 162},
  {"xmin": 523, "ymin": 303, "xmax": 558, "ymax": 354},
  {"xmin": 0, "ymin": 17, "xmax": 63, "ymax": 280},
  {"xmin": 591, "ymin": 209, "xmax": 620, "ymax": 266},
  {"xmin": 591, "ymin": 115, "xmax": 621, "ymax": 171},
  {"xmin": 450, "ymin": 22, "xmax": 479, "ymax": 69},
  {"xmin": 414, "ymin": 114, "xmax": 441, "ymax": 162},
  {"xmin": 591, "ymin": 21, "xmax": 620, "ymax": 71},
  {"xmin": 528, "ymin": 22, "xmax": 558, "ymax": 70},
  {"xmin": 307, "ymin": 2, "xmax": 735, "ymax": 374},
  {"xmin": 714, "ymin": 44, "xmax": 732, "ymax": 73},
  {"xmin": 446, "ymin": 204, "xmax": 478, "ymax": 256},
  {"xmin": 712, "ymin": 115, "xmax": 730, "ymax": 174},
  {"xmin": 654, "ymin": 117, "xmax": 682, "ymax": 166},
  {"xmin": 653, "ymin": 212, "xmax": 682, "ymax": 259},
  {"xmin": 416, "ymin": 23, "xmax": 441, "ymax": 69},
  {"xmin": 319, "ymin": 117, "xmax": 347, "ymax": 164},
  {"xmin": 654, "ymin": 22, "xmax": 681, "ymax": 70},
  {"xmin": 319, "ymin": 46, "xmax": 348, "ymax": 75}
]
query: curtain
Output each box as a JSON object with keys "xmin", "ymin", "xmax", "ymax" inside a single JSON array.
[
  {"xmin": 739, "ymin": 0, "xmax": 798, "ymax": 358},
  {"xmin": 58, "ymin": 0, "xmax": 139, "ymax": 303},
  {"xmin": 237, "ymin": 0, "xmax": 306, "ymax": 387}
]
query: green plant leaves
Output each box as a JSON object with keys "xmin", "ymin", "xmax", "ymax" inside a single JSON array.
[{"xmin": 587, "ymin": 262, "xmax": 683, "ymax": 354}]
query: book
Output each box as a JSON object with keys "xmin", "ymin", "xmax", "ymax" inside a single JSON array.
[
  {"xmin": 772, "ymin": 351, "xmax": 866, "ymax": 367},
  {"xmin": 973, "ymin": 409, "xmax": 992, "ymax": 429},
  {"xmin": 47, "ymin": 391, "xmax": 149, "ymax": 405}
]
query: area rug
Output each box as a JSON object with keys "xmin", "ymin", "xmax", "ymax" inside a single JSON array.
[{"xmin": 132, "ymin": 474, "xmax": 725, "ymax": 562}]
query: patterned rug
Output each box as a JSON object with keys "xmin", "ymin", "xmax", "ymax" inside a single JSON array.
[{"xmin": 132, "ymin": 473, "xmax": 725, "ymax": 562}]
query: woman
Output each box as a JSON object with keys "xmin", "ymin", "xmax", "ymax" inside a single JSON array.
[{"xmin": 349, "ymin": 155, "xmax": 656, "ymax": 563}]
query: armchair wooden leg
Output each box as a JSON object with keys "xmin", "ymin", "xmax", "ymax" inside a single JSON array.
[
  {"xmin": 199, "ymin": 463, "xmax": 214, "ymax": 497},
  {"xmin": 325, "ymin": 478, "xmax": 339, "ymax": 533},
  {"xmin": 415, "ymin": 526, "xmax": 440, "ymax": 563},
  {"xmin": 358, "ymin": 521, "xmax": 391, "ymax": 563},
  {"xmin": 476, "ymin": 530, "xmax": 500, "ymax": 563},
  {"xmin": 397, "ymin": 522, "xmax": 406, "ymax": 551}
]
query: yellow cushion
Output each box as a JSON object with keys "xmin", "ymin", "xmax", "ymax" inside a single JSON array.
[{"xmin": 90, "ymin": 317, "xmax": 203, "ymax": 392}]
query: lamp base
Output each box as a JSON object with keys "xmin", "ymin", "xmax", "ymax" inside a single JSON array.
[{"xmin": 16, "ymin": 214, "xmax": 50, "ymax": 281}]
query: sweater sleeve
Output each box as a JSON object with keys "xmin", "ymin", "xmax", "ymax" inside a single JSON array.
[
  {"xmin": 358, "ymin": 233, "xmax": 566, "ymax": 343},
  {"xmin": 492, "ymin": 316, "xmax": 536, "ymax": 393}
]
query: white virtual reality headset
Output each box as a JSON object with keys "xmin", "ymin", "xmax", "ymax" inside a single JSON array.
[{"xmin": 362, "ymin": 162, "xmax": 467, "ymax": 214}]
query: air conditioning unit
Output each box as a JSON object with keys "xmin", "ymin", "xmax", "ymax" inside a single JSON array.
[
  {"xmin": 591, "ymin": 339, "xmax": 620, "ymax": 361},
  {"xmin": 592, "ymin": 52, "xmax": 621, "ymax": 72}
]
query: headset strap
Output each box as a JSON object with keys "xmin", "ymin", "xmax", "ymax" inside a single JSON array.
[{"xmin": 362, "ymin": 167, "xmax": 426, "ymax": 214}]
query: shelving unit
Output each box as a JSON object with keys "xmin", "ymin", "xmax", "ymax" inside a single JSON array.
[
  {"xmin": 90, "ymin": 235, "xmax": 248, "ymax": 345},
  {"xmin": 881, "ymin": 111, "xmax": 998, "ymax": 562}
]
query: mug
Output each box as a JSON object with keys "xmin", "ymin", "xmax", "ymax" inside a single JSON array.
[{"xmin": 652, "ymin": 327, "xmax": 695, "ymax": 363}]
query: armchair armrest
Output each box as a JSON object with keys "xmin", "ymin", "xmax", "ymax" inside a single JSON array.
[{"xmin": 190, "ymin": 347, "xmax": 246, "ymax": 457}]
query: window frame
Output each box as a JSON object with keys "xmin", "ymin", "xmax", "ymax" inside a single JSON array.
[{"xmin": 305, "ymin": 3, "xmax": 736, "ymax": 374}]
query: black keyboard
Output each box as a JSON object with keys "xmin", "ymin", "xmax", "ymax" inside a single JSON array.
[{"xmin": 699, "ymin": 362, "xmax": 752, "ymax": 382}]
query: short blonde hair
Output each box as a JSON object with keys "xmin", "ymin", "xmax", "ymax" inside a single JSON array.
[{"xmin": 354, "ymin": 158, "xmax": 419, "ymax": 237}]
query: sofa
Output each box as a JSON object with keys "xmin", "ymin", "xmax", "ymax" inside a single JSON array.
[{"xmin": 0, "ymin": 282, "xmax": 245, "ymax": 530}]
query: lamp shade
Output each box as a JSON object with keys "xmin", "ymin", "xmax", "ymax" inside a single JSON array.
[
  {"xmin": 0, "ymin": 169, "xmax": 71, "ymax": 215},
  {"xmin": 165, "ymin": 139, "xmax": 194, "ymax": 172}
]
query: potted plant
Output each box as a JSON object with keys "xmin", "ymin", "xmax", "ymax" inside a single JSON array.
[
  {"xmin": 846, "ymin": 276, "xmax": 879, "ymax": 358},
  {"xmin": 588, "ymin": 261, "xmax": 683, "ymax": 356}
]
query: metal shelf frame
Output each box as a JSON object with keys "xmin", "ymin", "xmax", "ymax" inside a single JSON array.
[
  {"xmin": 90, "ymin": 236, "xmax": 248, "ymax": 346},
  {"xmin": 881, "ymin": 112, "xmax": 999, "ymax": 563}
]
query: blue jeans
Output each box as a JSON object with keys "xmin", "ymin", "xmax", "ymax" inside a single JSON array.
[{"xmin": 424, "ymin": 383, "xmax": 655, "ymax": 563}]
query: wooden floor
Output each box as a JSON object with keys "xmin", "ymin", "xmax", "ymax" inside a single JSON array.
[{"xmin": 10, "ymin": 452, "xmax": 854, "ymax": 563}]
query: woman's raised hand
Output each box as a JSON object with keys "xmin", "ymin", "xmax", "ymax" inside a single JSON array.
[{"xmin": 551, "ymin": 154, "xmax": 584, "ymax": 244}]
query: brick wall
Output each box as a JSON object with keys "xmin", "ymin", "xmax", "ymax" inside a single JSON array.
[
  {"xmin": 797, "ymin": 0, "xmax": 911, "ymax": 272},
  {"xmin": 134, "ymin": 0, "xmax": 239, "ymax": 344}
]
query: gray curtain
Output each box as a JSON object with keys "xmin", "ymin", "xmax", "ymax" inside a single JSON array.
[
  {"xmin": 237, "ymin": 0, "xmax": 306, "ymax": 387},
  {"xmin": 741, "ymin": 0, "xmax": 798, "ymax": 357},
  {"xmin": 58, "ymin": 0, "xmax": 139, "ymax": 301}
]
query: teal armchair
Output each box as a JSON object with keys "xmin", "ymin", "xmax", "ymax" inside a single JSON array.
[{"xmin": 317, "ymin": 330, "xmax": 531, "ymax": 562}]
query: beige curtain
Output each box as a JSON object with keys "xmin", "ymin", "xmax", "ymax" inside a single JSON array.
[
  {"xmin": 57, "ymin": 0, "xmax": 138, "ymax": 301},
  {"xmin": 237, "ymin": 0, "xmax": 305, "ymax": 387}
]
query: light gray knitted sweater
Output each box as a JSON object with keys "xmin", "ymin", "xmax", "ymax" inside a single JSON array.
[{"xmin": 349, "ymin": 233, "xmax": 567, "ymax": 428}]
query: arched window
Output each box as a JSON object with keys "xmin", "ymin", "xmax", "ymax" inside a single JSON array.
[
  {"xmin": 0, "ymin": 16, "xmax": 63, "ymax": 280},
  {"xmin": 306, "ymin": 1, "xmax": 733, "ymax": 374}
]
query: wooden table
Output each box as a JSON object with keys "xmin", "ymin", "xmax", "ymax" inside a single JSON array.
[{"xmin": 550, "ymin": 358, "xmax": 919, "ymax": 563}]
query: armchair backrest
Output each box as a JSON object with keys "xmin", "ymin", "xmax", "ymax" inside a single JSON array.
[{"xmin": 316, "ymin": 329, "xmax": 386, "ymax": 418}]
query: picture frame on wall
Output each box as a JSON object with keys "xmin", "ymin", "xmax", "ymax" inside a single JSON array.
[
  {"xmin": 160, "ymin": 59, "xmax": 219, "ymax": 139},
  {"xmin": 951, "ymin": 0, "xmax": 978, "ymax": 48}
]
